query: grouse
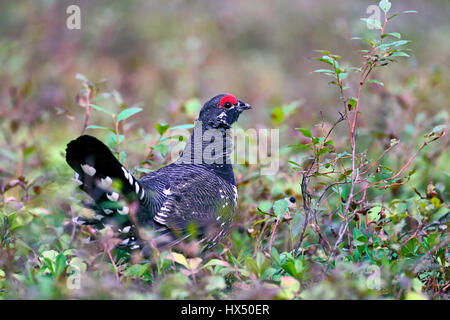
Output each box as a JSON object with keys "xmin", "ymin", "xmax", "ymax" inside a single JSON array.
[{"xmin": 66, "ymin": 94, "xmax": 251, "ymax": 253}]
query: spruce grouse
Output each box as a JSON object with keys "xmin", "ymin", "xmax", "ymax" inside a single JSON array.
[{"xmin": 66, "ymin": 94, "xmax": 251, "ymax": 253}]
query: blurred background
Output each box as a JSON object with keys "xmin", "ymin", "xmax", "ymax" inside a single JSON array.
[
  {"xmin": 1, "ymin": 0, "xmax": 449, "ymax": 131},
  {"xmin": 0, "ymin": 0, "xmax": 448, "ymax": 299},
  {"xmin": 1, "ymin": 0, "xmax": 448, "ymax": 197}
]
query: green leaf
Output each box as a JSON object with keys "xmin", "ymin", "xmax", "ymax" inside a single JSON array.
[
  {"xmin": 377, "ymin": 40, "xmax": 409, "ymax": 49},
  {"xmin": 382, "ymin": 32, "xmax": 401, "ymax": 39},
  {"xmin": 85, "ymin": 125, "xmax": 115, "ymax": 132},
  {"xmin": 379, "ymin": 0, "xmax": 391, "ymax": 13},
  {"xmin": 172, "ymin": 252, "xmax": 189, "ymax": 269},
  {"xmin": 54, "ymin": 254, "xmax": 67, "ymax": 277},
  {"xmin": 153, "ymin": 143, "xmax": 167, "ymax": 157},
  {"xmin": 296, "ymin": 128, "xmax": 312, "ymax": 138},
  {"xmin": 202, "ymin": 259, "xmax": 230, "ymax": 269},
  {"xmin": 391, "ymin": 40, "xmax": 409, "ymax": 47},
  {"xmin": 401, "ymin": 238, "xmax": 419, "ymax": 257},
  {"xmin": 123, "ymin": 264, "xmax": 148, "ymax": 277},
  {"xmin": 366, "ymin": 79, "xmax": 384, "ymax": 86},
  {"xmin": 258, "ymin": 200, "xmax": 273, "ymax": 213},
  {"xmin": 338, "ymin": 72, "xmax": 348, "ymax": 80},
  {"xmin": 317, "ymin": 148, "xmax": 329, "ymax": 156},
  {"xmin": 347, "ymin": 97, "xmax": 358, "ymax": 111},
  {"xmin": 273, "ymin": 199, "xmax": 289, "ymax": 217},
  {"xmin": 353, "ymin": 228, "xmax": 368, "ymax": 246},
  {"xmin": 314, "ymin": 55, "xmax": 335, "ymax": 66},
  {"xmin": 313, "ymin": 69, "xmax": 335, "ymax": 74},
  {"xmin": 390, "ymin": 51, "xmax": 410, "ymax": 57},
  {"xmin": 117, "ymin": 107, "xmax": 143, "ymax": 122},
  {"xmin": 313, "ymin": 50, "xmax": 331, "ymax": 55},
  {"xmin": 106, "ymin": 132, "xmax": 124, "ymax": 146},
  {"xmin": 89, "ymin": 104, "xmax": 114, "ymax": 115},
  {"xmin": 245, "ymin": 256, "xmax": 260, "ymax": 276},
  {"xmin": 388, "ymin": 11, "xmax": 417, "ymax": 21},
  {"xmin": 155, "ymin": 123, "xmax": 170, "ymax": 136}
]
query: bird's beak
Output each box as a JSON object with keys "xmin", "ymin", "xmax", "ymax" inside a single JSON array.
[{"xmin": 238, "ymin": 100, "xmax": 252, "ymax": 112}]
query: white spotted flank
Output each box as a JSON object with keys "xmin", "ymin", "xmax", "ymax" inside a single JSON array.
[
  {"xmin": 81, "ymin": 164, "xmax": 96, "ymax": 176},
  {"xmin": 121, "ymin": 167, "xmax": 129, "ymax": 179},
  {"xmin": 119, "ymin": 226, "xmax": 131, "ymax": 233},
  {"xmin": 118, "ymin": 206, "xmax": 129, "ymax": 215},
  {"xmin": 107, "ymin": 192, "xmax": 119, "ymax": 202},
  {"xmin": 72, "ymin": 174, "xmax": 83, "ymax": 186},
  {"xmin": 72, "ymin": 217, "xmax": 85, "ymax": 225},
  {"xmin": 100, "ymin": 176, "xmax": 112, "ymax": 188},
  {"xmin": 135, "ymin": 182, "xmax": 140, "ymax": 194}
]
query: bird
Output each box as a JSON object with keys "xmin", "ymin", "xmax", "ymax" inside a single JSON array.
[{"xmin": 65, "ymin": 94, "xmax": 251, "ymax": 254}]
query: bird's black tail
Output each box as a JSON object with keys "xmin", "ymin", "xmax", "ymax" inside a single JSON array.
[{"xmin": 65, "ymin": 135, "xmax": 145, "ymax": 233}]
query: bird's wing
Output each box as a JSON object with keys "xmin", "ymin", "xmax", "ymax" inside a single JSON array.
[{"xmin": 149, "ymin": 165, "xmax": 237, "ymax": 240}]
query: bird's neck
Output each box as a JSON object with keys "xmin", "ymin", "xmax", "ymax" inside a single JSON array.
[{"xmin": 176, "ymin": 120, "xmax": 235, "ymax": 184}]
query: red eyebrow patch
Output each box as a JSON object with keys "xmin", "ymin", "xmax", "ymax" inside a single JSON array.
[{"xmin": 219, "ymin": 94, "xmax": 238, "ymax": 107}]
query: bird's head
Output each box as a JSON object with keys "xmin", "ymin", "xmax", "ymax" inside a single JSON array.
[{"xmin": 198, "ymin": 94, "xmax": 252, "ymax": 129}]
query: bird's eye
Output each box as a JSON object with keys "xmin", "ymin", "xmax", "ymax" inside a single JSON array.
[{"xmin": 224, "ymin": 102, "xmax": 233, "ymax": 109}]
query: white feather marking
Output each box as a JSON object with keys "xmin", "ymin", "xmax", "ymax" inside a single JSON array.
[
  {"xmin": 117, "ymin": 206, "xmax": 129, "ymax": 215},
  {"xmin": 154, "ymin": 216, "xmax": 166, "ymax": 224},
  {"xmin": 120, "ymin": 226, "xmax": 131, "ymax": 233},
  {"xmin": 103, "ymin": 209, "xmax": 114, "ymax": 215},
  {"xmin": 81, "ymin": 164, "xmax": 96, "ymax": 176},
  {"xmin": 218, "ymin": 111, "xmax": 227, "ymax": 120},
  {"xmin": 130, "ymin": 245, "xmax": 140, "ymax": 250},
  {"xmin": 72, "ymin": 217, "xmax": 85, "ymax": 225},
  {"xmin": 140, "ymin": 189, "xmax": 145, "ymax": 200},
  {"xmin": 107, "ymin": 192, "xmax": 119, "ymax": 202},
  {"xmin": 128, "ymin": 173, "xmax": 133, "ymax": 185},
  {"xmin": 163, "ymin": 188, "xmax": 172, "ymax": 195},
  {"xmin": 100, "ymin": 176, "xmax": 112, "ymax": 188},
  {"xmin": 72, "ymin": 177, "xmax": 83, "ymax": 186},
  {"xmin": 135, "ymin": 182, "xmax": 140, "ymax": 194},
  {"xmin": 232, "ymin": 185, "xmax": 238, "ymax": 203},
  {"xmin": 121, "ymin": 167, "xmax": 129, "ymax": 179},
  {"xmin": 121, "ymin": 238, "xmax": 130, "ymax": 245}
]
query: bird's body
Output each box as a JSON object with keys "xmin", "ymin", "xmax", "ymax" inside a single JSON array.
[{"xmin": 66, "ymin": 94, "xmax": 251, "ymax": 252}]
